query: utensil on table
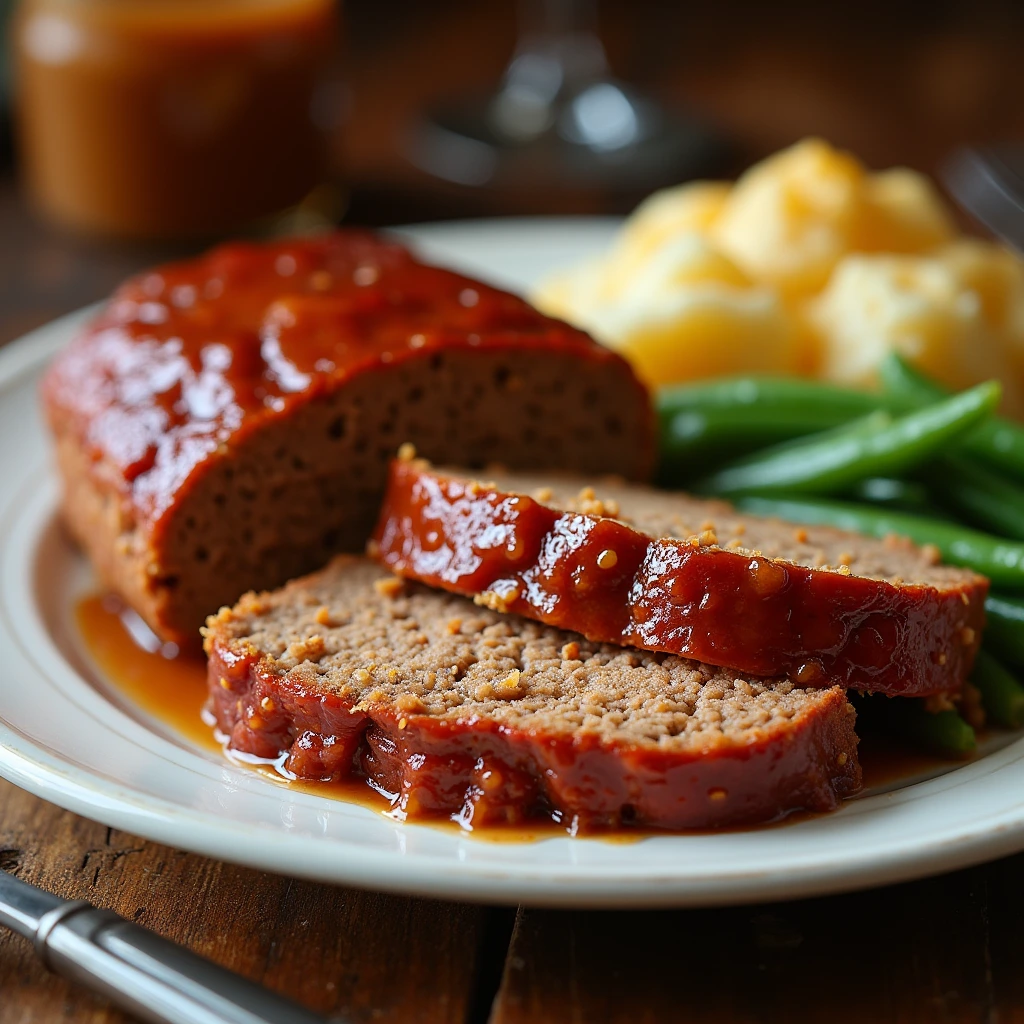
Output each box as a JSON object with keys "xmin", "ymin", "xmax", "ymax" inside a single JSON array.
[
  {"xmin": 0, "ymin": 868, "xmax": 326, "ymax": 1024},
  {"xmin": 942, "ymin": 144, "xmax": 1024, "ymax": 253}
]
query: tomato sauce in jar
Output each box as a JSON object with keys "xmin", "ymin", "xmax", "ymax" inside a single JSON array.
[{"xmin": 13, "ymin": 0, "xmax": 341, "ymax": 239}]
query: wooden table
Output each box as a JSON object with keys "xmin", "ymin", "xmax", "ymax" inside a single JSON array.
[{"xmin": 6, "ymin": 4, "xmax": 1024, "ymax": 1016}]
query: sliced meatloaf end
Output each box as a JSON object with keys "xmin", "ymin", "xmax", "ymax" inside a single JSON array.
[
  {"xmin": 43, "ymin": 232, "xmax": 653, "ymax": 648},
  {"xmin": 204, "ymin": 557, "xmax": 861, "ymax": 832},
  {"xmin": 373, "ymin": 460, "xmax": 989, "ymax": 697}
]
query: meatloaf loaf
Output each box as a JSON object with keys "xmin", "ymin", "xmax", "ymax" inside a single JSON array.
[
  {"xmin": 373, "ymin": 459, "xmax": 989, "ymax": 697},
  {"xmin": 204, "ymin": 557, "xmax": 861, "ymax": 831},
  {"xmin": 43, "ymin": 232, "xmax": 653, "ymax": 648}
]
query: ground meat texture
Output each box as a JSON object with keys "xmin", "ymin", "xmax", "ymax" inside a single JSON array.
[
  {"xmin": 43, "ymin": 232, "xmax": 654, "ymax": 647},
  {"xmin": 204, "ymin": 557, "xmax": 861, "ymax": 832},
  {"xmin": 372, "ymin": 461, "xmax": 989, "ymax": 697}
]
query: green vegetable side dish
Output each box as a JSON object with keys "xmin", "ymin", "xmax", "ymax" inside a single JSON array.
[
  {"xmin": 880, "ymin": 352, "xmax": 1024, "ymax": 481},
  {"xmin": 656, "ymin": 375, "xmax": 892, "ymax": 422},
  {"xmin": 894, "ymin": 704, "xmax": 977, "ymax": 758},
  {"xmin": 923, "ymin": 455, "xmax": 1024, "ymax": 541},
  {"xmin": 659, "ymin": 406, "xmax": 868, "ymax": 480},
  {"xmin": 970, "ymin": 649, "xmax": 1024, "ymax": 730},
  {"xmin": 848, "ymin": 477, "xmax": 941, "ymax": 516},
  {"xmin": 875, "ymin": 352, "xmax": 945, "ymax": 406},
  {"xmin": 983, "ymin": 595, "xmax": 1024, "ymax": 666},
  {"xmin": 693, "ymin": 381, "xmax": 1001, "ymax": 498},
  {"xmin": 656, "ymin": 376, "xmax": 912, "ymax": 479}
]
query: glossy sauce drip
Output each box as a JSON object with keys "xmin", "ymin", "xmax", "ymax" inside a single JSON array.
[
  {"xmin": 74, "ymin": 594, "xmax": 642, "ymax": 842},
  {"xmin": 75, "ymin": 593, "xmax": 955, "ymax": 838},
  {"xmin": 76, "ymin": 593, "xmax": 217, "ymax": 751}
]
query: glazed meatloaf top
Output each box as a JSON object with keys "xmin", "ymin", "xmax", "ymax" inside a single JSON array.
[
  {"xmin": 373, "ymin": 459, "xmax": 989, "ymax": 697},
  {"xmin": 43, "ymin": 231, "xmax": 652, "ymax": 537},
  {"xmin": 205, "ymin": 557, "xmax": 860, "ymax": 831},
  {"xmin": 43, "ymin": 231, "xmax": 653, "ymax": 646}
]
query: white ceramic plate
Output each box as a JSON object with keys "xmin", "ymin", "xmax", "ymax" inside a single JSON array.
[{"xmin": 3, "ymin": 218, "xmax": 1024, "ymax": 909}]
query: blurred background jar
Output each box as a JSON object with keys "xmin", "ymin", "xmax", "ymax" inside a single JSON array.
[{"xmin": 12, "ymin": 0, "xmax": 343, "ymax": 240}]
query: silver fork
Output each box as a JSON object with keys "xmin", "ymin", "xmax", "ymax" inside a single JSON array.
[
  {"xmin": 0, "ymin": 868, "xmax": 328, "ymax": 1024},
  {"xmin": 942, "ymin": 144, "xmax": 1024, "ymax": 253}
]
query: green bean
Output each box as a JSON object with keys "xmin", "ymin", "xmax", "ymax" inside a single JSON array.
[
  {"xmin": 852, "ymin": 695, "xmax": 976, "ymax": 758},
  {"xmin": 656, "ymin": 375, "xmax": 892, "ymax": 425},
  {"xmin": 656, "ymin": 375, "xmax": 917, "ymax": 483},
  {"xmin": 983, "ymin": 595, "xmax": 1024, "ymax": 665},
  {"xmin": 656, "ymin": 377, "xmax": 909, "ymax": 468},
  {"xmin": 894, "ymin": 704, "xmax": 977, "ymax": 758},
  {"xmin": 695, "ymin": 381, "xmax": 1001, "ymax": 498},
  {"xmin": 923, "ymin": 456, "xmax": 1024, "ymax": 541},
  {"xmin": 877, "ymin": 352, "xmax": 944, "ymax": 406},
  {"xmin": 971, "ymin": 649, "xmax": 1024, "ymax": 729},
  {"xmin": 848, "ymin": 477, "xmax": 938, "ymax": 515},
  {"xmin": 660, "ymin": 406, "xmax": 896, "ymax": 484},
  {"xmin": 657, "ymin": 405, "xmax": 876, "ymax": 483},
  {"xmin": 880, "ymin": 353, "xmax": 1024, "ymax": 480},
  {"xmin": 735, "ymin": 495, "xmax": 1024, "ymax": 589}
]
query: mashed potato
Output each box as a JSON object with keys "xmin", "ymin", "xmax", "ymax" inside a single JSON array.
[
  {"xmin": 711, "ymin": 139, "xmax": 866, "ymax": 299},
  {"xmin": 534, "ymin": 182, "xmax": 733, "ymax": 317},
  {"xmin": 533, "ymin": 138, "xmax": 1023, "ymax": 413},
  {"xmin": 535, "ymin": 229, "xmax": 803, "ymax": 389},
  {"xmin": 854, "ymin": 168, "xmax": 957, "ymax": 254},
  {"xmin": 808, "ymin": 253, "xmax": 1024, "ymax": 418}
]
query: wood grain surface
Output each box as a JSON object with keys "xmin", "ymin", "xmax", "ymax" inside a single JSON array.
[
  {"xmin": 0, "ymin": 780, "xmax": 496, "ymax": 1023},
  {"xmin": 490, "ymin": 875, "xmax": 1006, "ymax": 1024},
  {"xmin": 5, "ymin": 3, "xmax": 1024, "ymax": 1020}
]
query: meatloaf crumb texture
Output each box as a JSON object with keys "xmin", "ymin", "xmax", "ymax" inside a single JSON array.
[
  {"xmin": 205, "ymin": 557, "xmax": 861, "ymax": 831},
  {"xmin": 44, "ymin": 232, "xmax": 654, "ymax": 647},
  {"xmin": 373, "ymin": 461, "xmax": 989, "ymax": 697}
]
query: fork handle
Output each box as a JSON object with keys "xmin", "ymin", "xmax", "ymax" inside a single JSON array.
[{"xmin": 37, "ymin": 901, "xmax": 326, "ymax": 1024}]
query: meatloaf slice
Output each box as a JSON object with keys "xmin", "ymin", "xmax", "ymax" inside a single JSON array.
[
  {"xmin": 43, "ymin": 231, "xmax": 653, "ymax": 648},
  {"xmin": 204, "ymin": 557, "xmax": 860, "ymax": 832},
  {"xmin": 373, "ymin": 459, "xmax": 989, "ymax": 697}
]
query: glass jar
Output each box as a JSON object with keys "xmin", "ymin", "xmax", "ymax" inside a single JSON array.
[{"xmin": 13, "ymin": 0, "xmax": 341, "ymax": 239}]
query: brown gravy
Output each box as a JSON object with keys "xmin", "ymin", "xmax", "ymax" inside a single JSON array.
[
  {"xmin": 74, "ymin": 592, "xmax": 958, "ymax": 841},
  {"xmin": 76, "ymin": 593, "xmax": 596, "ymax": 842},
  {"xmin": 76, "ymin": 593, "xmax": 217, "ymax": 752}
]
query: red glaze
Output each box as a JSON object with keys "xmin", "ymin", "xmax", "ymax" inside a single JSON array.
[
  {"xmin": 207, "ymin": 643, "xmax": 861, "ymax": 832},
  {"xmin": 373, "ymin": 461, "xmax": 988, "ymax": 697},
  {"xmin": 42, "ymin": 231, "xmax": 650, "ymax": 545}
]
